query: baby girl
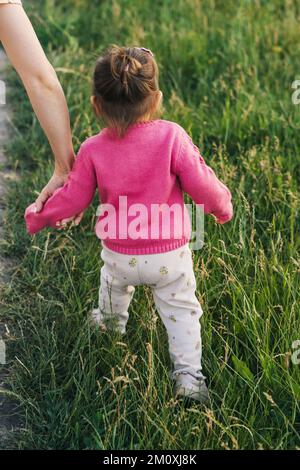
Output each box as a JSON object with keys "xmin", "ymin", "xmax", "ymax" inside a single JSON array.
[{"xmin": 25, "ymin": 45, "xmax": 233, "ymax": 404}]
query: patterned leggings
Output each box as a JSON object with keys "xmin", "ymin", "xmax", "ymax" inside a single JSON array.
[{"xmin": 93, "ymin": 243, "xmax": 204, "ymax": 380}]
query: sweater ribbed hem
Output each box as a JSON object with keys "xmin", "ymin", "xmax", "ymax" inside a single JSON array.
[{"xmin": 102, "ymin": 237, "xmax": 190, "ymax": 255}]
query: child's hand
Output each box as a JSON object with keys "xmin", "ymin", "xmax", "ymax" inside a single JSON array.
[
  {"xmin": 215, "ymin": 216, "xmax": 227, "ymax": 225},
  {"xmin": 56, "ymin": 212, "xmax": 84, "ymax": 230},
  {"xmin": 212, "ymin": 211, "xmax": 233, "ymax": 225}
]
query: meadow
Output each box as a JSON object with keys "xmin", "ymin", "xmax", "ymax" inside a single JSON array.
[{"xmin": 0, "ymin": 0, "xmax": 299, "ymax": 449}]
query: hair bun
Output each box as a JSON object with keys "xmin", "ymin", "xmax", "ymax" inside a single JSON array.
[
  {"xmin": 123, "ymin": 56, "xmax": 142, "ymax": 76},
  {"xmin": 110, "ymin": 46, "xmax": 142, "ymax": 86}
]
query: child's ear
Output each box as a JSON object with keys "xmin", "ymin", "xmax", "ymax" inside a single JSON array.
[
  {"xmin": 154, "ymin": 90, "xmax": 163, "ymax": 113},
  {"xmin": 158, "ymin": 90, "xmax": 163, "ymax": 107},
  {"xmin": 90, "ymin": 95, "xmax": 101, "ymax": 116}
]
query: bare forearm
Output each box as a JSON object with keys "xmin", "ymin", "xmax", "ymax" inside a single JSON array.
[
  {"xmin": 25, "ymin": 73, "xmax": 74, "ymax": 174},
  {"xmin": 0, "ymin": 4, "xmax": 74, "ymax": 173}
]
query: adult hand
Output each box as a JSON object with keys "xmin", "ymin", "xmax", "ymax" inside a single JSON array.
[{"xmin": 35, "ymin": 172, "xmax": 84, "ymax": 226}]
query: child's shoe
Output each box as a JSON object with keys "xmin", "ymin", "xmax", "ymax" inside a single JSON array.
[
  {"xmin": 89, "ymin": 308, "xmax": 125, "ymax": 335},
  {"xmin": 174, "ymin": 373, "xmax": 210, "ymax": 405},
  {"xmin": 90, "ymin": 308, "xmax": 108, "ymax": 332}
]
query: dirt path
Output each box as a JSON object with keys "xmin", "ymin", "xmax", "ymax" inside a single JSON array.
[
  {"xmin": 0, "ymin": 48, "xmax": 15, "ymax": 282},
  {"xmin": 0, "ymin": 48, "xmax": 20, "ymax": 449},
  {"xmin": 0, "ymin": 49, "xmax": 9, "ymax": 263}
]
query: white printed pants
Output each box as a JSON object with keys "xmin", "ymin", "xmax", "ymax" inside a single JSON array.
[{"xmin": 93, "ymin": 243, "xmax": 204, "ymax": 380}]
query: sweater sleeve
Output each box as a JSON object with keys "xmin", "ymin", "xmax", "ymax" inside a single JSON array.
[
  {"xmin": 25, "ymin": 142, "xmax": 97, "ymax": 235},
  {"xmin": 175, "ymin": 130, "xmax": 233, "ymax": 224}
]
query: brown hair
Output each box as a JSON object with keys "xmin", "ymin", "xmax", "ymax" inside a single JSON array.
[{"xmin": 93, "ymin": 45, "xmax": 161, "ymax": 138}]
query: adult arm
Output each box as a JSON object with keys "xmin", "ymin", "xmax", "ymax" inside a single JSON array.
[{"xmin": 0, "ymin": 3, "xmax": 78, "ymax": 214}]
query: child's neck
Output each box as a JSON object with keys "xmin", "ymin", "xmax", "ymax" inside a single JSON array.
[{"xmin": 136, "ymin": 113, "xmax": 152, "ymax": 124}]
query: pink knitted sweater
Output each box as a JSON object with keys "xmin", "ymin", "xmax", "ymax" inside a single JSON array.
[{"xmin": 25, "ymin": 120, "xmax": 233, "ymax": 254}]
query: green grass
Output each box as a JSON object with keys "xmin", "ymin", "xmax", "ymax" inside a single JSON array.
[{"xmin": 1, "ymin": 0, "xmax": 300, "ymax": 449}]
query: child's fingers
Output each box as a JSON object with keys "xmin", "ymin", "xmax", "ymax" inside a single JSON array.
[
  {"xmin": 212, "ymin": 214, "xmax": 228, "ymax": 224},
  {"xmin": 56, "ymin": 217, "xmax": 73, "ymax": 230},
  {"xmin": 55, "ymin": 212, "xmax": 83, "ymax": 229},
  {"xmin": 56, "ymin": 221, "xmax": 65, "ymax": 230},
  {"xmin": 74, "ymin": 211, "xmax": 84, "ymax": 226},
  {"xmin": 60, "ymin": 217, "xmax": 74, "ymax": 225}
]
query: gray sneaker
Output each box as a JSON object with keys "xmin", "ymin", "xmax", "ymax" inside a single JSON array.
[
  {"xmin": 174, "ymin": 373, "xmax": 210, "ymax": 405},
  {"xmin": 90, "ymin": 308, "xmax": 107, "ymax": 332},
  {"xmin": 90, "ymin": 308, "xmax": 125, "ymax": 335}
]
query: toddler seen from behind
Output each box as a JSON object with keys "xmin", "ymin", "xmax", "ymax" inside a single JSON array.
[{"xmin": 25, "ymin": 45, "xmax": 233, "ymax": 404}]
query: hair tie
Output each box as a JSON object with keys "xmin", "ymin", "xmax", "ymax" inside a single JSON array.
[{"xmin": 138, "ymin": 47, "xmax": 154, "ymax": 56}]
